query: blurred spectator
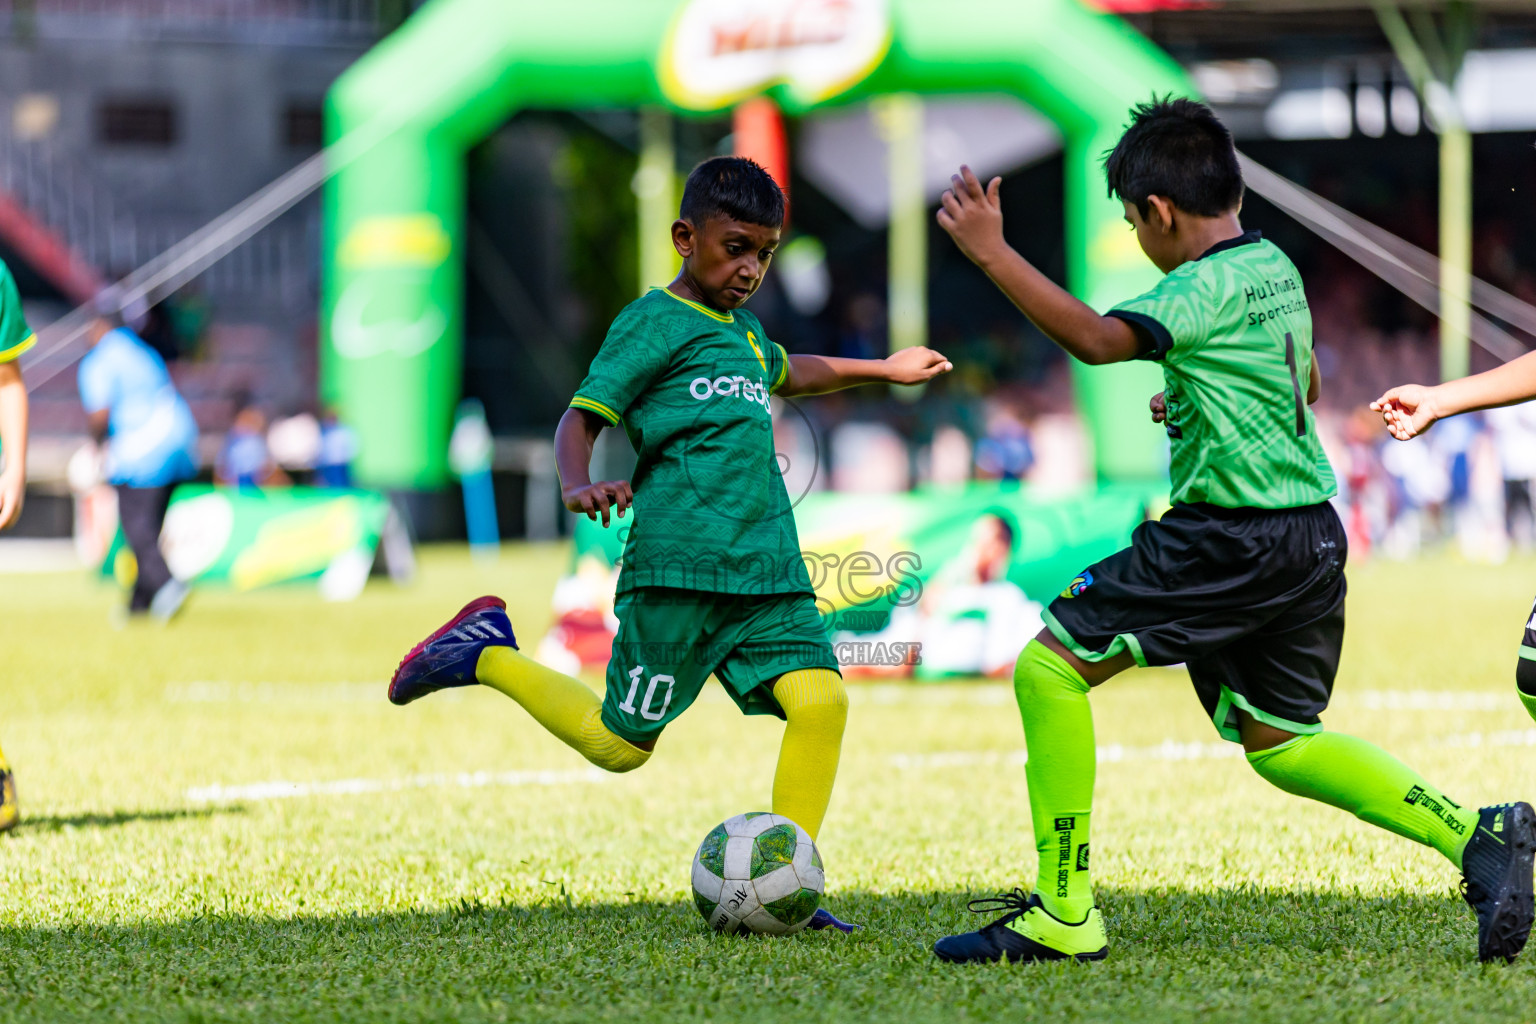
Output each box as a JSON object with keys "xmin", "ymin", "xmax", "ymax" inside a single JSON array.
[
  {"xmin": 77, "ymin": 305, "xmax": 198, "ymax": 620},
  {"xmin": 974, "ymin": 402, "xmax": 1034, "ymax": 483},
  {"xmin": 217, "ymin": 400, "xmax": 288, "ymax": 490},
  {"xmin": 1488, "ymin": 403, "xmax": 1536, "ymax": 551},
  {"xmin": 315, "ymin": 409, "xmax": 358, "ymax": 489}
]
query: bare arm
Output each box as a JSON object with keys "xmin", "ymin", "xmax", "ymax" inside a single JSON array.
[
  {"xmin": 0, "ymin": 360, "xmax": 27, "ymax": 529},
  {"xmin": 555, "ymin": 406, "xmax": 632, "ymax": 527},
  {"xmin": 937, "ymin": 166, "xmax": 1143, "ymax": 366},
  {"xmin": 779, "ymin": 347, "xmax": 952, "ymax": 398},
  {"xmin": 1371, "ymin": 349, "xmax": 1536, "ymax": 440},
  {"xmin": 1308, "ymin": 351, "xmax": 1321, "ymax": 405}
]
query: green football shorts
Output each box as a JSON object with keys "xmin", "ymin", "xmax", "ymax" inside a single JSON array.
[{"xmin": 600, "ymin": 586, "xmax": 840, "ymax": 743}]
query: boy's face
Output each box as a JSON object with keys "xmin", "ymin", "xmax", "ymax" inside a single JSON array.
[
  {"xmin": 1122, "ymin": 199, "xmax": 1182, "ymax": 274},
  {"xmin": 673, "ymin": 214, "xmax": 781, "ymax": 310}
]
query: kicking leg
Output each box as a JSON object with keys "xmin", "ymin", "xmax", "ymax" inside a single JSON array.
[
  {"xmin": 1242, "ymin": 714, "xmax": 1535, "ymax": 962},
  {"xmin": 388, "ymin": 596, "xmax": 650, "ymax": 773}
]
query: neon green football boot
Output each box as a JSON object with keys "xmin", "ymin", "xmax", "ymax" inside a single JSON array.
[{"xmin": 933, "ymin": 889, "xmax": 1108, "ymax": 963}]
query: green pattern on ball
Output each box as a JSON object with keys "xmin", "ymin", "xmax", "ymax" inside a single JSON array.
[
  {"xmin": 742, "ymin": 811, "xmax": 770, "ymax": 821},
  {"xmin": 697, "ymin": 824, "xmax": 728, "ymax": 876},
  {"xmin": 763, "ymin": 887, "xmax": 820, "ymax": 926},
  {"xmin": 750, "ymin": 824, "xmax": 799, "ymax": 879},
  {"xmin": 811, "ymin": 845, "xmax": 822, "ymax": 871},
  {"xmin": 693, "ymin": 889, "xmax": 718, "ymax": 922}
]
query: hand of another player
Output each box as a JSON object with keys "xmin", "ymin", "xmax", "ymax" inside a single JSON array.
[
  {"xmin": 884, "ymin": 346, "xmax": 954, "ymax": 385},
  {"xmin": 1149, "ymin": 391, "xmax": 1167, "ymax": 424},
  {"xmin": 1370, "ymin": 384, "xmax": 1440, "ymax": 440},
  {"xmin": 0, "ymin": 467, "xmax": 23, "ymax": 530},
  {"xmin": 563, "ymin": 479, "xmax": 632, "ymax": 527},
  {"xmin": 936, "ymin": 165, "xmax": 1006, "ymax": 266}
]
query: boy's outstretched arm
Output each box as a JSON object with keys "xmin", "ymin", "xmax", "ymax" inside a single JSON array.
[
  {"xmin": 778, "ymin": 346, "xmax": 953, "ymax": 398},
  {"xmin": 1371, "ymin": 349, "xmax": 1536, "ymax": 440},
  {"xmin": 0, "ymin": 360, "xmax": 26, "ymax": 530},
  {"xmin": 937, "ymin": 166, "xmax": 1142, "ymax": 366},
  {"xmin": 554, "ymin": 407, "xmax": 632, "ymax": 527}
]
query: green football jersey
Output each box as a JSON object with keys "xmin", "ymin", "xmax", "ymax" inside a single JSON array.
[
  {"xmin": 570, "ymin": 287, "xmax": 812, "ymax": 596},
  {"xmin": 0, "ymin": 260, "xmax": 35, "ymax": 365},
  {"xmin": 1108, "ymin": 231, "xmax": 1337, "ymax": 509}
]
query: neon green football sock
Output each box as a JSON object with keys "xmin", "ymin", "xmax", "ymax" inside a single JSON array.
[
  {"xmin": 1520, "ymin": 688, "xmax": 1536, "ymax": 726},
  {"xmin": 1014, "ymin": 641, "xmax": 1096, "ymax": 923},
  {"xmin": 1246, "ymin": 732, "xmax": 1479, "ymax": 869}
]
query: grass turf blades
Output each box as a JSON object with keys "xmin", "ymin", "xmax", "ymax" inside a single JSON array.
[{"xmin": 2, "ymin": 545, "xmax": 1536, "ymax": 1022}]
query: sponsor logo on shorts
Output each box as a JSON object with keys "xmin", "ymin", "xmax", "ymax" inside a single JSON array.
[
  {"xmin": 1061, "ymin": 571, "xmax": 1093, "ymax": 599},
  {"xmin": 1404, "ymin": 785, "xmax": 1468, "ymax": 835}
]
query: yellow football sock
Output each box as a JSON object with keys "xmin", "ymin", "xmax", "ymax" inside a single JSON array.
[
  {"xmin": 477, "ymin": 647, "xmax": 650, "ymax": 773},
  {"xmin": 770, "ymin": 668, "xmax": 848, "ymax": 840}
]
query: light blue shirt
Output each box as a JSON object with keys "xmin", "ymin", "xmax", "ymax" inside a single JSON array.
[{"xmin": 78, "ymin": 328, "xmax": 198, "ymax": 487}]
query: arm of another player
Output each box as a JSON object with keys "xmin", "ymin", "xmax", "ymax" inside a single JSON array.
[
  {"xmin": 777, "ymin": 347, "xmax": 953, "ymax": 397},
  {"xmin": 937, "ymin": 166, "xmax": 1142, "ymax": 366},
  {"xmin": 1370, "ymin": 348, "xmax": 1536, "ymax": 441},
  {"xmin": 0, "ymin": 360, "xmax": 27, "ymax": 529},
  {"xmin": 555, "ymin": 407, "xmax": 632, "ymax": 528}
]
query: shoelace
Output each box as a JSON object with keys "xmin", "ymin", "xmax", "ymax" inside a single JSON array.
[{"xmin": 966, "ymin": 887, "xmax": 1034, "ymax": 916}]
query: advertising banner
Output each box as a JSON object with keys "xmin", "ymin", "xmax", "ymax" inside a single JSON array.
[{"xmin": 101, "ymin": 485, "xmax": 411, "ymax": 601}]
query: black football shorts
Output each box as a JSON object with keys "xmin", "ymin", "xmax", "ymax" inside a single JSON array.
[{"xmin": 1045, "ymin": 501, "xmax": 1347, "ymax": 742}]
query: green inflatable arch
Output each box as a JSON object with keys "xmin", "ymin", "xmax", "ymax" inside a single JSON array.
[{"xmin": 323, "ymin": 0, "xmax": 1193, "ymax": 489}]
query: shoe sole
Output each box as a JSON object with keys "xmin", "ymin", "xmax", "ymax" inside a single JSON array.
[
  {"xmin": 933, "ymin": 943, "xmax": 1109, "ymax": 965},
  {"xmin": 1481, "ymin": 801, "xmax": 1536, "ymax": 963},
  {"xmin": 388, "ymin": 595, "xmax": 508, "ymax": 705}
]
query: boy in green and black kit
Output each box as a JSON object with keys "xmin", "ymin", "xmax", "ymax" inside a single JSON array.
[{"xmin": 930, "ymin": 98, "xmax": 1535, "ymax": 964}]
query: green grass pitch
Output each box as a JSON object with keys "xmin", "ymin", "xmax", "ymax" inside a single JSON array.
[{"xmin": 3, "ymin": 544, "xmax": 1536, "ymax": 1022}]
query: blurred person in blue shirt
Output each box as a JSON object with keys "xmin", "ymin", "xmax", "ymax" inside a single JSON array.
[
  {"xmin": 216, "ymin": 399, "xmax": 287, "ymax": 490},
  {"xmin": 315, "ymin": 408, "xmax": 356, "ymax": 488},
  {"xmin": 78, "ymin": 306, "xmax": 198, "ymax": 620}
]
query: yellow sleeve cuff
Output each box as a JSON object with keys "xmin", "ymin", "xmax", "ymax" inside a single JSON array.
[
  {"xmin": 772, "ymin": 343, "xmax": 790, "ymax": 393},
  {"xmin": 0, "ymin": 333, "xmax": 36, "ymax": 364},
  {"xmin": 569, "ymin": 395, "xmax": 621, "ymax": 426}
]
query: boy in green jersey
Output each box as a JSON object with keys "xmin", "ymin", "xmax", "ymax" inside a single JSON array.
[
  {"xmin": 930, "ymin": 98, "xmax": 1535, "ymax": 964},
  {"xmin": 1373, "ymin": 336, "xmax": 1536, "ymax": 729},
  {"xmin": 390, "ymin": 157, "xmax": 950, "ymax": 927},
  {"xmin": 0, "ymin": 258, "xmax": 34, "ymax": 832}
]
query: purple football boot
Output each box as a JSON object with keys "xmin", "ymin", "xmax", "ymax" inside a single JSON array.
[
  {"xmin": 389, "ymin": 596, "xmax": 517, "ymax": 706},
  {"xmin": 806, "ymin": 907, "xmax": 860, "ymax": 933}
]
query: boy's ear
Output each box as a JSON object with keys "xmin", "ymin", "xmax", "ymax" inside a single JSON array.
[
  {"xmin": 1145, "ymin": 195, "xmax": 1176, "ymax": 233},
  {"xmin": 671, "ymin": 218, "xmax": 695, "ymax": 259}
]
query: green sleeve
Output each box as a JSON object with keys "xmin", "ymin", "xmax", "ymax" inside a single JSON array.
[
  {"xmin": 1106, "ymin": 268, "xmax": 1209, "ymax": 364},
  {"xmin": 0, "ymin": 264, "xmax": 35, "ymax": 364},
  {"xmin": 570, "ymin": 308, "xmax": 669, "ymax": 426}
]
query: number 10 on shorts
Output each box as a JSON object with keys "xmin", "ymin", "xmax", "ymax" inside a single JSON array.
[{"xmin": 618, "ymin": 664, "xmax": 675, "ymax": 721}]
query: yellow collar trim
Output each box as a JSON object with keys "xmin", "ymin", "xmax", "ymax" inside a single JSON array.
[{"xmin": 655, "ymin": 287, "xmax": 734, "ymax": 323}]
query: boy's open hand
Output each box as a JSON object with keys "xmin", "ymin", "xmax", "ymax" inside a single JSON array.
[
  {"xmin": 937, "ymin": 165, "xmax": 1006, "ymax": 266},
  {"xmin": 1370, "ymin": 385, "xmax": 1439, "ymax": 440},
  {"xmin": 884, "ymin": 346, "xmax": 954, "ymax": 385},
  {"xmin": 1149, "ymin": 391, "xmax": 1167, "ymax": 424},
  {"xmin": 563, "ymin": 479, "xmax": 632, "ymax": 527}
]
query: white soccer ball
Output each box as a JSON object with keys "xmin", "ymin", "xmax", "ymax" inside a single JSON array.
[{"xmin": 690, "ymin": 812, "xmax": 824, "ymax": 935}]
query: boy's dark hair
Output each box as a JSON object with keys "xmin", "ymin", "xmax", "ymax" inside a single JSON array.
[
  {"xmin": 679, "ymin": 156, "xmax": 785, "ymax": 229},
  {"xmin": 1103, "ymin": 97, "xmax": 1243, "ymax": 219}
]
